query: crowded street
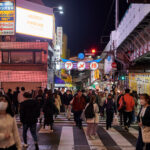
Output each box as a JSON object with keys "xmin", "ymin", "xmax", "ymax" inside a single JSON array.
[{"xmin": 1, "ymin": 0, "xmax": 150, "ymax": 150}]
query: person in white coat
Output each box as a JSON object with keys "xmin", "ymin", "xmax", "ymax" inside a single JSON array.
[
  {"xmin": 85, "ymin": 95, "xmax": 99, "ymax": 140},
  {"xmin": 0, "ymin": 95, "xmax": 21, "ymax": 150}
]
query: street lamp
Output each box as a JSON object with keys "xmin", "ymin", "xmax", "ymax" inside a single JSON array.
[{"xmin": 58, "ymin": 6, "xmax": 63, "ymax": 10}]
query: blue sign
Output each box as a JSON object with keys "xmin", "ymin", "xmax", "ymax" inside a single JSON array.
[
  {"xmin": 107, "ymin": 56, "xmax": 111, "ymax": 62},
  {"xmin": 0, "ymin": 2, "xmax": 14, "ymax": 11},
  {"xmin": 78, "ymin": 53, "xmax": 85, "ymax": 60}
]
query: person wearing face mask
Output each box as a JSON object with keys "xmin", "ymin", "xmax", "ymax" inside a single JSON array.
[
  {"xmin": 136, "ymin": 94, "xmax": 150, "ymax": 150},
  {"xmin": 0, "ymin": 95, "xmax": 21, "ymax": 150}
]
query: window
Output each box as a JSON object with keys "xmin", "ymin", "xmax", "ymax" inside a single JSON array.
[
  {"xmin": 2, "ymin": 52, "xmax": 9, "ymax": 63},
  {"xmin": 35, "ymin": 52, "xmax": 42, "ymax": 64},
  {"xmin": 11, "ymin": 52, "xmax": 33, "ymax": 64}
]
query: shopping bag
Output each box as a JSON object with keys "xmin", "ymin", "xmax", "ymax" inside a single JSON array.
[
  {"xmin": 142, "ymin": 126, "xmax": 150, "ymax": 143},
  {"xmin": 80, "ymin": 111, "xmax": 86, "ymax": 121},
  {"xmin": 112, "ymin": 115, "xmax": 119, "ymax": 126}
]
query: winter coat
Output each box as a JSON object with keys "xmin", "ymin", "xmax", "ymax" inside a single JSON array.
[
  {"xmin": 20, "ymin": 99, "xmax": 40, "ymax": 125},
  {"xmin": 86, "ymin": 103, "xmax": 99, "ymax": 124},
  {"xmin": 119, "ymin": 94, "xmax": 135, "ymax": 112},
  {"xmin": 64, "ymin": 94, "xmax": 73, "ymax": 105},
  {"xmin": 72, "ymin": 96, "xmax": 86, "ymax": 111},
  {"xmin": 103, "ymin": 98, "xmax": 117, "ymax": 113}
]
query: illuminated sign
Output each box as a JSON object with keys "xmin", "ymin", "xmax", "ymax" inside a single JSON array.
[
  {"xmin": 0, "ymin": 0, "xmax": 15, "ymax": 35},
  {"xmin": 16, "ymin": 7, "xmax": 54, "ymax": 39},
  {"xmin": 77, "ymin": 61, "xmax": 86, "ymax": 71},
  {"xmin": 65, "ymin": 62, "xmax": 73, "ymax": 71},
  {"xmin": 90, "ymin": 62, "xmax": 99, "ymax": 70}
]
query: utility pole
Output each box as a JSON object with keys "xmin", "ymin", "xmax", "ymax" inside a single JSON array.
[{"xmin": 115, "ymin": 0, "xmax": 119, "ymax": 30}]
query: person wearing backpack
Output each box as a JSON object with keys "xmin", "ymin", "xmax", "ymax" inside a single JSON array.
[
  {"xmin": 119, "ymin": 89, "xmax": 135, "ymax": 131},
  {"xmin": 85, "ymin": 95, "xmax": 99, "ymax": 140},
  {"xmin": 103, "ymin": 94, "xmax": 117, "ymax": 130}
]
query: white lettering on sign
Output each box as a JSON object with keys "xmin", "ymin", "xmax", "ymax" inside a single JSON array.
[
  {"xmin": 77, "ymin": 61, "xmax": 86, "ymax": 71},
  {"xmin": 65, "ymin": 62, "xmax": 73, "ymax": 71},
  {"xmin": 90, "ymin": 62, "xmax": 99, "ymax": 70}
]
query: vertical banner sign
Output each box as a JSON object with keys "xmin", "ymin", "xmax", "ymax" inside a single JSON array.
[
  {"xmin": 57, "ymin": 27, "xmax": 63, "ymax": 54},
  {"xmin": 0, "ymin": 0, "xmax": 15, "ymax": 35}
]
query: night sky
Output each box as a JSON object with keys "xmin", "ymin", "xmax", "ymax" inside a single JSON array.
[{"xmin": 43, "ymin": 0, "xmax": 129, "ymax": 56}]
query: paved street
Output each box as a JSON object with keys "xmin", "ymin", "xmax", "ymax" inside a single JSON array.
[{"xmin": 17, "ymin": 114, "xmax": 138, "ymax": 150}]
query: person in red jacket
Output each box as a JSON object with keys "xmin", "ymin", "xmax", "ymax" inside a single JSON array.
[
  {"xmin": 119, "ymin": 89, "xmax": 135, "ymax": 131},
  {"xmin": 72, "ymin": 90, "xmax": 86, "ymax": 129}
]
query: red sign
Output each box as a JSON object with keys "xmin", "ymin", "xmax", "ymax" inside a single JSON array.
[
  {"xmin": 65, "ymin": 62, "xmax": 73, "ymax": 71},
  {"xmin": 112, "ymin": 62, "xmax": 117, "ymax": 68},
  {"xmin": 90, "ymin": 62, "xmax": 98, "ymax": 70}
]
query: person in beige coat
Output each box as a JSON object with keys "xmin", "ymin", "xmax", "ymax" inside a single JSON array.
[
  {"xmin": 54, "ymin": 93, "xmax": 62, "ymax": 113},
  {"xmin": 85, "ymin": 95, "xmax": 99, "ymax": 140},
  {"xmin": 0, "ymin": 95, "xmax": 21, "ymax": 150}
]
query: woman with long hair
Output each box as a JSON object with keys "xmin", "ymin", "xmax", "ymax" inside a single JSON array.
[
  {"xmin": 0, "ymin": 95, "xmax": 21, "ymax": 150},
  {"xmin": 136, "ymin": 94, "xmax": 150, "ymax": 150}
]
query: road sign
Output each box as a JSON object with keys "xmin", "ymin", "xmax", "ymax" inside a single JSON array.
[
  {"xmin": 90, "ymin": 62, "xmax": 99, "ymax": 70},
  {"xmin": 65, "ymin": 61, "xmax": 73, "ymax": 71},
  {"xmin": 112, "ymin": 62, "xmax": 117, "ymax": 68},
  {"xmin": 77, "ymin": 61, "xmax": 86, "ymax": 71}
]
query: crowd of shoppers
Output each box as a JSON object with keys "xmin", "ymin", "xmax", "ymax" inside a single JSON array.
[{"xmin": 0, "ymin": 86, "xmax": 149, "ymax": 149}]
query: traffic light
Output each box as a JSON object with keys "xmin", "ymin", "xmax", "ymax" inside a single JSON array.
[
  {"xmin": 91, "ymin": 49, "xmax": 96, "ymax": 54},
  {"xmin": 121, "ymin": 76, "xmax": 125, "ymax": 80}
]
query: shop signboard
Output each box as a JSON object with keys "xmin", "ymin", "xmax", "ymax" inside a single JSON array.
[
  {"xmin": 0, "ymin": 0, "xmax": 15, "ymax": 35},
  {"xmin": 90, "ymin": 62, "xmax": 99, "ymax": 71},
  {"xmin": 65, "ymin": 61, "xmax": 73, "ymax": 71},
  {"xmin": 77, "ymin": 61, "xmax": 86, "ymax": 71}
]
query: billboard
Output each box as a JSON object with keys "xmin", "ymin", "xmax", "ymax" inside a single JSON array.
[
  {"xmin": 16, "ymin": 7, "xmax": 54, "ymax": 39},
  {"xmin": 0, "ymin": 0, "xmax": 15, "ymax": 35}
]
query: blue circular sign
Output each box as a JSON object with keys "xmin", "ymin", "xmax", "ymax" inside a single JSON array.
[{"xmin": 78, "ymin": 53, "xmax": 85, "ymax": 60}]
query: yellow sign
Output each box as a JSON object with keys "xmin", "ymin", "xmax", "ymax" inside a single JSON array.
[{"xmin": 129, "ymin": 73, "xmax": 150, "ymax": 95}]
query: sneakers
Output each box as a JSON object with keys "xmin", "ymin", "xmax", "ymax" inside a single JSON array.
[
  {"xmin": 89, "ymin": 135, "xmax": 96, "ymax": 140},
  {"xmin": 124, "ymin": 126, "xmax": 129, "ymax": 132},
  {"xmin": 23, "ymin": 144, "xmax": 29, "ymax": 148}
]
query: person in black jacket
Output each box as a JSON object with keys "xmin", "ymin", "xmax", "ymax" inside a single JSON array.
[
  {"xmin": 136, "ymin": 94, "xmax": 150, "ymax": 150},
  {"xmin": 64, "ymin": 90, "xmax": 73, "ymax": 120},
  {"xmin": 13, "ymin": 87, "xmax": 20, "ymax": 114},
  {"xmin": 20, "ymin": 92, "xmax": 40, "ymax": 150},
  {"xmin": 43, "ymin": 90, "xmax": 55, "ymax": 132},
  {"xmin": 103, "ymin": 94, "xmax": 117, "ymax": 130}
]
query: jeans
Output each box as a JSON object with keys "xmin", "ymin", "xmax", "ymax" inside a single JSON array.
[
  {"xmin": 23, "ymin": 124, "xmax": 38, "ymax": 144},
  {"xmin": 74, "ymin": 111, "xmax": 82, "ymax": 127},
  {"xmin": 87, "ymin": 123, "xmax": 98, "ymax": 136},
  {"xmin": 136, "ymin": 128, "xmax": 150, "ymax": 150},
  {"xmin": 65, "ymin": 105, "xmax": 71, "ymax": 119},
  {"xmin": 123, "ymin": 111, "xmax": 132, "ymax": 127}
]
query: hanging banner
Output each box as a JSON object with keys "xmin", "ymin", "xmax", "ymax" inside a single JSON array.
[{"xmin": 0, "ymin": 0, "xmax": 15, "ymax": 35}]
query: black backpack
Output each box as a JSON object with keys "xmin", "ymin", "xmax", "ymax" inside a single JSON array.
[{"xmin": 85, "ymin": 103, "xmax": 95, "ymax": 119}]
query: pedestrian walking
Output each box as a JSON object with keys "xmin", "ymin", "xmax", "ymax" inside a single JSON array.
[
  {"xmin": 136, "ymin": 94, "xmax": 150, "ymax": 150},
  {"xmin": 13, "ymin": 87, "xmax": 20, "ymax": 114},
  {"xmin": 72, "ymin": 90, "xmax": 86, "ymax": 129},
  {"xmin": 118, "ymin": 89, "xmax": 135, "ymax": 131},
  {"xmin": 85, "ymin": 95, "xmax": 99, "ymax": 140},
  {"xmin": 103, "ymin": 94, "xmax": 117, "ymax": 130},
  {"xmin": 43, "ymin": 90, "xmax": 55, "ymax": 132},
  {"xmin": 20, "ymin": 92, "xmax": 40, "ymax": 149},
  {"xmin": 64, "ymin": 90, "xmax": 73, "ymax": 120},
  {"xmin": 0, "ymin": 95, "xmax": 21, "ymax": 150},
  {"xmin": 36, "ymin": 89, "xmax": 44, "ymax": 123},
  {"xmin": 18, "ymin": 87, "xmax": 26, "ymax": 104}
]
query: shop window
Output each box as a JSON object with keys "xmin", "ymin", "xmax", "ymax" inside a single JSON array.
[
  {"xmin": 35, "ymin": 52, "xmax": 42, "ymax": 64},
  {"xmin": 2, "ymin": 52, "xmax": 9, "ymax": 63},
  {"xmin": 11, "ymin": 51, "xmax": 33, "ymax": 64}
]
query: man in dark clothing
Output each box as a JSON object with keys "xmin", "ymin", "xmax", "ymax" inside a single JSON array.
[
  {"xmin": 13, "ymin": 87, "xmax": 20, "ymax": 114},
  {"xmin": 64, "ymin": 90, "xmax": 73, "ymax": 120},
  {"xmin": 20, "ymin": 92, "xmax": 40, "ymax": 150},
  {"xmin": 72, "ymin": 90, "xmax": 86, "ymax": 129},
  {"xmin": 103, "ymin": 94, "xmax": 117, "ymax": 130},
  {"xmin": 7, "ymin": 89, "xmax": 13, "ymax": 104}
]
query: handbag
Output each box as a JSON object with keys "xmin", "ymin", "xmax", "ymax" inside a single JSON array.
[
  {"xmin": 112, "ymin": 115, "xmax": 119, "ymax": 126},
  {"xmin": 142, "ymin": 126, "xmax": 150, "ymax": 143},
  {"xmin": 80, "ymin": 110, "xmax": 86, "ymax": 121}
]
